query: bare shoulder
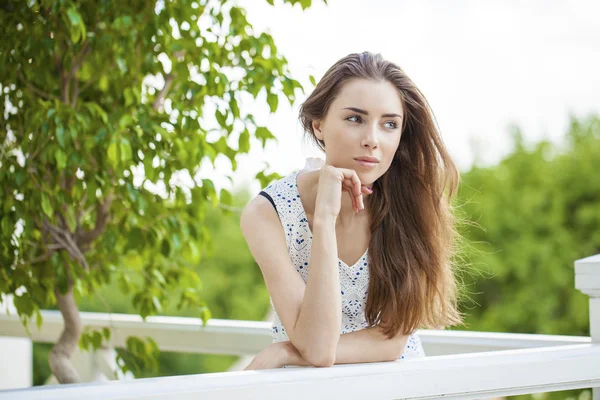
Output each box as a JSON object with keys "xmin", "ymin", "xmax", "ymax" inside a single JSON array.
[
  {"xmin": 240, "ymin": 194, "xmax": 279, "ymax": 228},
  {"xmin": 239, "ymin": 194, "xmax": 286, "ymax": 263}
]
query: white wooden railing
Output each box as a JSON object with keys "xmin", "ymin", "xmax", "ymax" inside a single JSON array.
[{"xmin": 0, "ymin": 253, "xmax": 598, "ymax": 399}]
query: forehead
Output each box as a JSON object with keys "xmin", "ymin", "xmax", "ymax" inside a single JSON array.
[{"xmin": 332, "ymin": 78, "xmax": 404, "ymax": 115}]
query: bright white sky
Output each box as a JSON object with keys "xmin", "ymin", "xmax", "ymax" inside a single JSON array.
[{"xmin": 197, "ymin": 0, "xmax": 600, "ymax": 196}]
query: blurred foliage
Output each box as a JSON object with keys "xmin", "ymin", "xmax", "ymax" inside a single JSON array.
[
  {"xmin": 0, "ymin": 0, "xmax": 314, "ymax": 380},
  {"xmin": 455, "ymin": 115, "xmax": 599, "ymax": 400},
  {"xmin": 456, "ymin": 115, "xmax": 599, "ymax": 336}
]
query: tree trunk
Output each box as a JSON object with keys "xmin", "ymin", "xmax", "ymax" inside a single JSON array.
[{"xmin": 48, "ymin": 286, "xmax": 82, "ymax": 384}]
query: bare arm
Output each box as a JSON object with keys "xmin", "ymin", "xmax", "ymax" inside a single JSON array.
[
  {"xmin": 241, "ymin": 197, "xmax": 341, "ymax": 367},
  {"xmin": 291, "ymin": 166, "xmax": 369, "ymax": 365},
  {"xmin": 292, "ymin": 212, "xmax": 341, "ymax": 366},
  {"xmin": 282, "ymin": 326, "xmax": 410, "ymax": 367}
]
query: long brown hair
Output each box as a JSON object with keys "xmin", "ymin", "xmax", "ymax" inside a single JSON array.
[{"xmin": 299, "ymin": 52, "xmax": 465, "ymax": 338}]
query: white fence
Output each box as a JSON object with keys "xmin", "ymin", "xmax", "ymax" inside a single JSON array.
[{"xmin": 0, "ymin": 253, "xmax": 598, "ymax": 399}]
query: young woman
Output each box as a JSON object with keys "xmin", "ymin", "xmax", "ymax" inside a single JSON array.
[{"xmin": 241, "ymin": 51, "xmax": 463, "ymax": 370}]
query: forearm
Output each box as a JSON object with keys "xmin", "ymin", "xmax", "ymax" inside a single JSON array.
[
  {"xmin": 284, "ymin": 325, "xmax": 409, "ymax": 367},
  {"xmin": 293, "ymin": 213, "xmax": 341, "ymax": 362}
]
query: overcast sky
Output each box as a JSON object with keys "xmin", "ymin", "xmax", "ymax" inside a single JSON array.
[{"xmin": 195, "ymin": 0, "xmax": 600, "ymax": 196}]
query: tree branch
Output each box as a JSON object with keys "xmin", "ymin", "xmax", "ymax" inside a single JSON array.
[
  {"xmin": 152, "ymin": 73, "xmax": 174, "ymax": 111},
  {"xmin": 16, "ymin": 70, "xmax": 58, "ymax": 101},
  {"xmin": 76, "ymin": 193, "xmax": 114, "ymax": 246},
  {"xmin": 18, "ymin": 251, "xmax": 53, "ymax": 267},
  {"xmin": 70, "ymin": 40, "xmax": 91, "ymax": 108},
  {"xmin": 75, "ymin": 192, "xmax": 88, "ymax": 234},
  {"xmin": 43, "ymin": 219, "xmax": 90, "ymax": 271},
  {"xmin": 60, "ymin": 172, "xmax": 76, "ymax": 193}
]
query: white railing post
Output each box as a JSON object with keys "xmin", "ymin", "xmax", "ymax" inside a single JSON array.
[
  {"xmin": 0, "ymin": 295, "xmax": 33, "ymax": 390},
  {"xmin": 575, "ymin": 253, "xmax": 600, "ymax": 400}
]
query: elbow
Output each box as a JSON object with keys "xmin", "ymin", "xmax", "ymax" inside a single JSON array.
[
  {"xmin": 388, "ymin": 350, "xmax": 403, "ymax": 362},
  {"xmin": 306, "ymin": 350, "xmax": 336, "ymax": 368},
  {"xmin": 290, "ymin": 325, "xmax": 339, "ymax": 367},
  {"xmin": 296, "ymin": 343, "xmax": 336, "ymax": 367}
]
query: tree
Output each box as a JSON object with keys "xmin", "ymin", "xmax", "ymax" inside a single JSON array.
[
  {"xmin": 452, "ymin": 115, "xmax": 599, "ymax": 400},
  {"xmin": 457, "ymin": 115, "xmax": 600, "ymax": 335},
  {"xmin": 0, "ymin": 0, "xmax": 318, "ymax": 383}
]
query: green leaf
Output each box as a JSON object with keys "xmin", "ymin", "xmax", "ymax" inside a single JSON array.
[
  {"xmin": 219, "ymin": 188, "xmax": 232, "ymax": 206},
  {"xmin": 267, "ymin": 92, "xmax": 278, "ymax": 113},
  {"xmin": 65, "ymin": 206, "xmax": 77, "ymax": 232},
  {"xmin": 41, "ymin": 193, "xmax": 53, "ymax": 218},
  {"xmin": 152, "ymin": 296, "xmax": 162, "ymax": 313},
  {"xmin": 118, "ymin": 274, "xmax": 132, "ymax": 294},
  {"xmin": 86, "ymin": 103, "xmax": 109, "ymax": 124},
  {"xmin": 215, "ymin": 110, "xmax": 227, "ymax": 128},
  {"xmin": 79, "ymin": 332, "xmax": 90, "ymax": 350},
  {"xmin": 120, "ymin": 138, "xmax": 132, "ymax": 163},
  {"xmin": 13, "ymin": 294, "xmax": 34, "ymax": 318},
  {"xmin": 152, "ymin": 270, "xmax": 166, "ymax": 285},
  {"xmin": 199, "ymin": 305, "xmax": 212, "ymax": 325},
  {"xmin": 69, "ymin": 125, "xmax": 78, "ymax": 140},
  {"xmin": 98, "ymin": 75, "xmax": 108, "ymax": 91},
  {"xmin": 35, "ymin": 309, "xmax": 43, "ymax": 330},
  {"xmin": 229, "ymin": 96, "xmax": 240, "ymax": 119},
  {"xmin": 56, "ymin": 125, "xmax": 66, "ymax": 148},
  {"xmin": 238, "ymin": 129, "xmax": 250, "ymax": 153},
  {"xmin": 116, "ymin": 57, "xmax": 128, "ymax": 74},
  {"xmin": 299, "ymin": 0, "xmax": 312, "ymax": 10},
  {"xmin": 55, "ymin": 150, "xmax": 67, "ymax": 170},
  {"xmin": 309, "ymin": 74, "xmax": 316, "ymax": 86},
  {"xmin": 107, "ymin": 141, "xmax": 119, "ymax": 168},
  {"xmin": 66, "ymin": 6, "xmax": 86, "ymax": 43},
  {"xmin": 255, "ymin": 126, "xmax": 276, "ymax": 147},
  {"xmin": 160, "ymin": 239, "xmax": 170, "ymax": 257},
  {"xmin": 66, "ymin": 7, "xmax": 84, "ymax": 30}
]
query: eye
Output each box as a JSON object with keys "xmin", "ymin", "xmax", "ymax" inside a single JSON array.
[
  {"xmin": 346, "ymin": 115, "xmax": 363, "ymax": 123},
  {"xmin": 384, "ymin": 121, "xmax": 398, "ymax": 129}
]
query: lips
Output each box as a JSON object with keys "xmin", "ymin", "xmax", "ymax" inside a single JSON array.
[{"xmin": 354, "ymin": 156, "xmax": 380, "ymax": 163}]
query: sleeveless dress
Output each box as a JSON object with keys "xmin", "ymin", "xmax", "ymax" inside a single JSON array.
[{"xmin": 258, "ymin": 158, "xmax": 426, "ymax": 367}]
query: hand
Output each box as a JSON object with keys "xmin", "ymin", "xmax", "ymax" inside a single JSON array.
[
  {"xmin": 315, "ymin": 165, "xmax": 373, "ymax": 217},
  {"xmin": 243, "ymin": 342, "xmax": 290, "ymax": 370}
]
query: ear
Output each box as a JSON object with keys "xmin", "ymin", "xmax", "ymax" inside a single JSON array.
[{"xmin": 312, "ymin": 120, "xmax": 324, "ymax": 141}]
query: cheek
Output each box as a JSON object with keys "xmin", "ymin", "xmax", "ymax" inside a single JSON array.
[
  {"xmin": 381, "ymin": 134, "xmax": 401, "ymax": 153},
  {"xmin": 330, "ymin": 127, "xmax": 355, "ymax": 146}
]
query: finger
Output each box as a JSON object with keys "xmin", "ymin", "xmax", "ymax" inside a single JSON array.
[
  {"xmin": 334, "ymin": 168, "xmax": 364, "ymax": 211},
  {"xmin": 341, "ymin": 183, "xmax": 359, "ymax": 212},
  {"xmin": 346, "ymin": 172, "xmax": 363, "ymax": 209},
  {"xmin": 341, "ymin": 175, "xmax": 362, "ymax": 211},
  {"xmin": 338, "ymin": 169, "xmax": 362, "ymax": 196}
]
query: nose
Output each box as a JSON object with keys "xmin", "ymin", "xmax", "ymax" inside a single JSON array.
[{"xmin": 361, "ymin": 123, "xmax": 379, "ymax": 149}]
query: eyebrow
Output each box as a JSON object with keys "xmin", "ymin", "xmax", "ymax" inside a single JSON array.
[{"xmin": 342, "ymin": 107, "xmax": 403, "ymax": 119}]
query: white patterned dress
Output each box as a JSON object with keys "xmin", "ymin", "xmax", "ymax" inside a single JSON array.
[{"xmin": 259, "ymin": 159, "xmax": 426, "ymax": 367}]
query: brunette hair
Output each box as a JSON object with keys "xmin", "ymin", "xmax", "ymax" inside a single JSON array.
[{"xmin": 299, "ymin": 52, "xmax": 465, "ymax": 338}]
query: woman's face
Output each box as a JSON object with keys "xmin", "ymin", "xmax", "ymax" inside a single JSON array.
[{"xmin": 312, "ymin": 78, "xmax": 404, "ymax": 186}]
